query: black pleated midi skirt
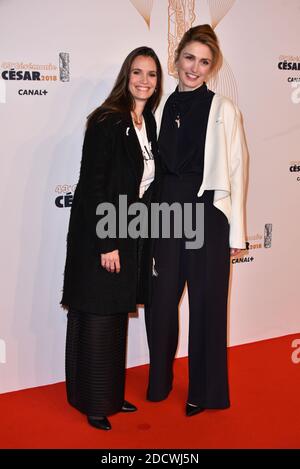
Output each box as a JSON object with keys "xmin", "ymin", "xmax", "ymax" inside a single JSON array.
[{"xmin": 65, "ymin": 309, "xmax": 128, "ymax": 417}]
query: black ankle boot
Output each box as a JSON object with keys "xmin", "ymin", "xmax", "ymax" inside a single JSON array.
[
  {"xmin": 121, "ymin": 400, "xmax": 137, "ymax": 412},
  {"xmin": 185, "ymin": 403, "xmax": 205, "ymax": 417},
  {"xmin": 87, "ymin": 415, "xmax": 112, "ymax": 430}
]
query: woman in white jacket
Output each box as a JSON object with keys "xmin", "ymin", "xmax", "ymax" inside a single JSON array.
[{"xmin": 145, "ymin": 24, "xmax": 248, "ymax": 416}]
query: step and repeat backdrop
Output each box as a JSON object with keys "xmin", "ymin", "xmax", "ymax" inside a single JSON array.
[{"xmin": 0, "ymin": 0, "xmax": 299, "ymax": 393}]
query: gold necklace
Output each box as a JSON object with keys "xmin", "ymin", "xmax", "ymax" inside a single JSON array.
[{"xmin": 131, "ymin": 111, "xmax": 142, "ymax": 126}]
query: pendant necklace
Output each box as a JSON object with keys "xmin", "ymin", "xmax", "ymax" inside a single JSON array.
[{"xmin": 131, "ymin": 111, "xmax": 142, "ymax": 127}]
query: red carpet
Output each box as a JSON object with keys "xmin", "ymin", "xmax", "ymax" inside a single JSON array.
[{"xmin": 1, "ymin": 333, "xmax": 299, "ymax": 449}]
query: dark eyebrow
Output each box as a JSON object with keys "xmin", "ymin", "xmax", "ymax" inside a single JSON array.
[
  {"xmin": 131, "ymin": 68, "xmax": 157, "ymax": 72},
  {"xmin": 183, "ymin": 52, "xmax": 212, "ymax": 62}
]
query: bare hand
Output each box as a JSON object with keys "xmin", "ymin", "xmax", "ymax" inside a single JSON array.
[
  {"xmin": 230, "ymin": 248, "xmax": 242, "ymax": 256},
  {"xmin": 101, "ymin": 250, "xmax": 121, "ymax": 273}
]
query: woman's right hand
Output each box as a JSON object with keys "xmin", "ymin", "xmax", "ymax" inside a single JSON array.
[{"xmin": 101, "ymin": 250, "xmax": 121, "ymax": 273}]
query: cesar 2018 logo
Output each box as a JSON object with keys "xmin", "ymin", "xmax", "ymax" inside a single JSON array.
[
  {"xmin": 277, "ymin": 55, "xmax": 300, "ymax": 103},
  {"xmin": 55, "ymin": 184, "xmax": 76, "ymax": 208},
  {"xmin": 0, "ymin": 53, "xmax": 70, "ymax": 103},
  {"xmin": 232, "ymin": 224, "xmax": 273, "ymax": 265},
  {"xmin": 289, "ymin": 161, "xmax": 300, "ymax": 182}
]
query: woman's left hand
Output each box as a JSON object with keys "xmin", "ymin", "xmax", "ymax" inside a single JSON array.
[
  {"xmin": 230, "ymin": 248, "xmax": 242, "ymax": 256},
  {"xmin": 101, "ymin": 249, "xmax": 121, "ymax": 273}
]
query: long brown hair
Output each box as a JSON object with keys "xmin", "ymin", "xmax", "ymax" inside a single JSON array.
[
  {"xmin": 175, "ymin": 24, "xmax": 223, "ymax": 74},
  {"xmin": 87, "ymin": 46, "xmax": 162, "ymax": 126}
]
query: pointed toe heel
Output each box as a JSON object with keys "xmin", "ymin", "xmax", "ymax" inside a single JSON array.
[
  {"xmin": 121, "ymin": 400, "xmax": 137, "ymax": 412},
  {"xmin": 87, "ymin": 415, "xmax": 112, "ymax": 430},
  {"xmin": 185, "ymin": 403, "xmax": 205, "ymax": 417}
]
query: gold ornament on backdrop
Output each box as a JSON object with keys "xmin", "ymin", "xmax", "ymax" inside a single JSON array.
[
  {"xmin": 168, "ymin": 0, "xmax": 196, "ymax": 77},
  {"xmin": 207, "ymin": 57, "xmax": 238, "ymax": 104},
  {"xmin": 129, "ymin": 0, "xmax": 154, "ymax": 28},
  {"xmin": 206, "ymin": 0, "xmax": 238, "ymax": 102},
  {"xmin": 207, "ymin": 0, "xmax": 236, "ymax": 29}
]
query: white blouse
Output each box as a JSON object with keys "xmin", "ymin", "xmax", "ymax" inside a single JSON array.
[{"xmin": 134, "ymin": 118, "xmax": 155, "ymax": 198}]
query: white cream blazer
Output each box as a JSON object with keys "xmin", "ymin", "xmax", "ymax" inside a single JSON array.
[{"xmin": 155, "ymin": 92, "xmax": 248, "ymax": 249}]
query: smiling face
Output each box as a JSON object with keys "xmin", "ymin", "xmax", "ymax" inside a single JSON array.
[
  {"xmin": 176, "ymin": 41, "xmax": 214, "ymax": 91},
  {"xmin": 128, "ymin": 55, "xmax": 158, "ymax": 105}
]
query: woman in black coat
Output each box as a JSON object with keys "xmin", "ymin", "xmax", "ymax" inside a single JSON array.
[{"xmin": 61, "ymin": 47, "xmax": 162, "ymax": 430}]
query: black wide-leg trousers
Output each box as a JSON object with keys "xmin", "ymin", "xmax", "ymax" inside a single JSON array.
[{"xmin": 145, "ymin": 177, "xmax": 230, "ymax": 408}]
